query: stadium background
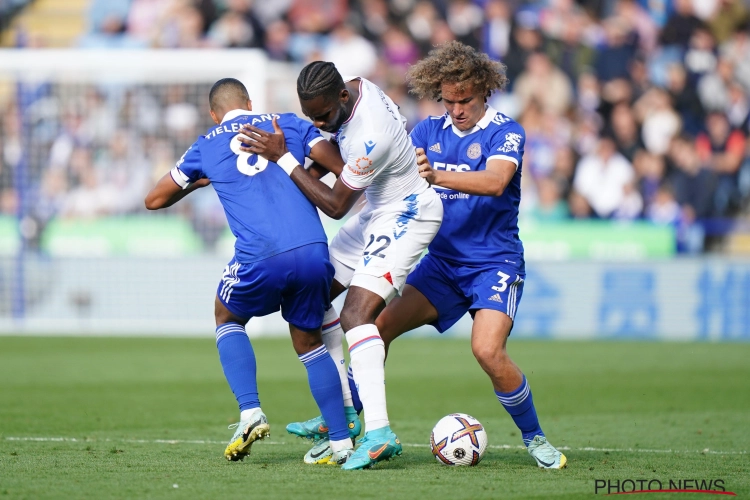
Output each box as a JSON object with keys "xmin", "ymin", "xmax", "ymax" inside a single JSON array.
[{"xmin": 0, "ymin": 0, "xmax": 749, "ymax": 340}]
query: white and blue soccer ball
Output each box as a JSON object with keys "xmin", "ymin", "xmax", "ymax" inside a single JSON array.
[{"xmin": 430, "ymin": 413, "xmax": 488, "ymax": 466}]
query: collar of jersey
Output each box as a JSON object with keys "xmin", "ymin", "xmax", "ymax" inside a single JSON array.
[
  {"xmin": 341, "ymin": 77, "xmax": 364, "ymax": 126},
  {"xmin": 442, "ymin": 105, "xmax": 499, "ymax": 137},
  {"xmin": 221, "ymin": 109, "xmax": 257, "ymax": 124}
]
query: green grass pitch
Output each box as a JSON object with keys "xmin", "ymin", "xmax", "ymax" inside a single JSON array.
[{"xmin": 0, "ymin": 337, "xmax": 748, "ymax": 499}]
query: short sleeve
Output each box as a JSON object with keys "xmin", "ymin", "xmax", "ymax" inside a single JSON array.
[
  {"xmin": 408, "ymin": 119, "xmax": 430, "ymax": 150},
  {"xmin": 487, "ymin": 123, "xmax": 526, "ymax": 169},
  {"xmin": 170, "ymin": 141, "xmax": 202, "ymax": 189},
  {"xmin": 295, "ymin": 117, "xmax": 325, "ymax": 157},
  {"xmin": 339, "ymin": 133, "xmax": 391, "ymax": 191}
]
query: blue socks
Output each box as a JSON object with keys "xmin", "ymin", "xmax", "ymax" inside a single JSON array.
[
  {"xmin": 299, "ymin": 345, "xmax": 349, "ymax": 442},
  {"xmin": 216, "ymin": 323, "xmax": 260, "ymax": 411},
  {"xmin": 495, "ymin": 375, "xmax": 544, "ymax": 446},
  {"xmin": 347, "ymin": 365, "xmax": 363, "ymax": 414}
]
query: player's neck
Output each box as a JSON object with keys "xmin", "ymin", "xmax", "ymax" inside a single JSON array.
[{"xmin": 344, "ymin": 80, "xmax": 360, "ymax": 121}]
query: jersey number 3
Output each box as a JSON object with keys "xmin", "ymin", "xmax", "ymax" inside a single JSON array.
[{"xmin": 231, "ymin": 134, "xmax": 268, "ymax": 176}]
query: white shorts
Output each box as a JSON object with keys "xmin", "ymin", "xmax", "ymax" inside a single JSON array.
[{"xmin": 329, "ymin": 187, "xmax": 443, "ymax": 302}]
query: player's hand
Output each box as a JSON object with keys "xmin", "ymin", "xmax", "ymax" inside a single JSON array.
[
  {"xmin": 239, "ymin": 117, "xmax": 288, "ymax": 162},
  {"xmin": 416, "ymin": 147, "xmax": 438, "ymax": 185}
]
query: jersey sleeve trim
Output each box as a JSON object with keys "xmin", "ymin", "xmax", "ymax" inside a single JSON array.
[
  {"xmin": 170, "ymin": 167, "xmax": 191, "ymax": 189},
  {"xmin": 340, "ymin": 174, "xmax": 366, "ymax": 191},
  {"xmin": 308, "ymin": 136, "xmax": 325, "ymax": 149},
  {"xmin": 487, "ymin": 154, "xmax": 519, "ymax": 168}
]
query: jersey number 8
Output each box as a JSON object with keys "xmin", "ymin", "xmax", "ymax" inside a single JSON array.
[{"xmin": 230, "ymin": 134, "xmax": 268, "ymax": 176}]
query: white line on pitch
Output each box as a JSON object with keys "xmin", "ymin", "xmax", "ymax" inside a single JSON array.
[{"xmin": 3, "ymin": 436, "xmax": 747, "ymax": 455}]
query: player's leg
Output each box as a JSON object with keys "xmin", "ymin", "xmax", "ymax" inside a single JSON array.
[
  {"xmin": 285, "ymin": 215, "xmax": 364, "ymax": 446},
  {"xmin": 471, "ymin": 309, "xmax": 523, "ymax": 391},
  {"xmin": 281, "ymin": 243, "xmax": 355, "ymax": 464},
  {"xmin": 215, "ymin": 296, "xmax": 270, "ymax": 461},
  {"xmin": 340, "ymin": 192, "xmax": 442, "ymax": 469},
  {"xmin": 376, "ymin": 284, "xmax": 439, "ymax": 356},
  {"xmin": 284, "ymin": 289, "xmax": 362, "ymax": 451},
  {"xmin": 288, "ymin": 324, "xmax": 353, "ymax": 464},
  {"xmin": 339, "ymin": 284, "xmax": 389, "ymax": 428},
  {"xmin": 470, "ymin": 270, "xmax": 566, "ymax": 469},
  {"xmin": 338, "ymin": 284, "xmax": 403, "ymax": 470},
  {"xmin": 379, "ymin": 247, "xmax": 475, "ymax": 361}
]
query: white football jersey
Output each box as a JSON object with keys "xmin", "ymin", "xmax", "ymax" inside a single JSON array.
[{"xmin": 336, "ymin": 77, "xmax": 428, "ymax": 207}]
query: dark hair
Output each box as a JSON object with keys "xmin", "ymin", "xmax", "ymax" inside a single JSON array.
[
  {"xmin": 209, "ymin": 78, "xmax": 250, "ymax": 111},
  {"xmin": 297, "ymin": 61, "xmax": 345, "ymax": 101}
]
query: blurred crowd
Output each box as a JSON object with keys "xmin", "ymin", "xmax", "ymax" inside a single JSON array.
[{"xmin": 3, "ymin": 0, "xmax": 750, "ymax": 253}]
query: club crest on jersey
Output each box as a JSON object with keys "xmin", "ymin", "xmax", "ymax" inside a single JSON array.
[
  {"xmin": 467, "ymin": 142, "xmax": 482, "ymax": 159},
  {"xmin": 499, "ymin": 132, "xmax": 522, "ymax": 153},
  {"xmin": 429, "ymin": 142, "xmax": 442, "ymax": 153},
  {"xmin": 364, "ymin": 140, "xmax": 377, "ymax": 155}
]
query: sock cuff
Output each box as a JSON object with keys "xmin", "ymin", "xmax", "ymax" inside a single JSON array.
[
  {"xmin": 216, "ymin": 322, "xmax": 247, "ymax": 343},
  {"xmin": 345, "ymin": 324, "xmax": 383, "ymax": 354},
  {"xmin": 298, "ymin": 344, "xmax": 329, "ymax": 366},
  {"xmin": 495, "ymin": 375, "xmax": 530, "ymax": 407},
  {"xmin": 322, "ymin": 306, "xmax": 340, "ymax": 333},
  {"xmin": 330, "ymin": 438, "xmax": 354, "ymax": 454}
]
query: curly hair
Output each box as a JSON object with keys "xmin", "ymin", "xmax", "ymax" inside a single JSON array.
[{"xmin": 406, "ymin": 41, "xmax": 509, "ymax": 100}]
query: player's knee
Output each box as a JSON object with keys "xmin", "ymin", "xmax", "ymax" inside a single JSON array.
[
  {"xmin": 214, "ymin": 297, "xmax": 234, "ymax": 326},
  {"xmin": 340, "ymin": 309, "xmax": 368, "ymax": 332},
  {"xmin": 291, "ymin": 331, "xmax": 323, "ymax": 356},
  {"xmin": 471, "ymin": 342, "xmax": 509, "ymax": 368},
  {"xmin": 341, "ymin": 297, "xmax": 386, "ymax": 332}
]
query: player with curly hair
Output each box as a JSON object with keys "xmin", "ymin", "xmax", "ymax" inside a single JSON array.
[
  {"xmin": 381, "ymin": 40, "xmax": 566, "ymax": 469},
  {"xmin": 285, "ymin": 41, "xmax": 566, "ymax": 469}
]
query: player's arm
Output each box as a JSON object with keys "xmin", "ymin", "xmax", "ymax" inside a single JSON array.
[
  {"xmin": 146, "ymin": 142, "xmax": 208, "ymax": 210},
  {"xmin": 240, "ymin": 118, "xmax": 361, "ymax": 219},
  {"xmin": 418, "ymin": 148, "xmax": 515, "ymax": 197},
  {"xmin": 145, "ymin": 173, "xmax": 210, "ymax": 210},
  {"xmin": 307, "ymin": 138, "xmax": 344, "ymax": 177}
]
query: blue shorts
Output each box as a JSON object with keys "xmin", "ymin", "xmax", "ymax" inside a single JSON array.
[
  {"xmin": 405, "ymin": 253, "xmax": 525, "ymax": 333},
  {"xmin": 217, "ymin": 243, "xmax": 334, "ymax": 331}
]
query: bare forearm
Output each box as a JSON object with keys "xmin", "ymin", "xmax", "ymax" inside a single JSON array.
[
  {"xmin": 308, "ymin": 162, "xmax": 334, "ymax": 180},
  {"xmin": 289, "ymin": 167, "xmax": 349, "ymax": 219},
  {"xmin": 145, "ymin": 178, "xmax": 208, "ymax": 210},
  {"xmin": 432, "ymin": 170, "xmax": 509, "ymax": 196},
  {"xmin": 163, "ymin": 183, "xmax": 204, "ymax": 208}
]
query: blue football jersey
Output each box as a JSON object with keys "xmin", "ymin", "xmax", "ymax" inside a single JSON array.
[
  {"xmin": 409, "ymin": 106, "xmax": 525, "ymax": 270},
  {"xmin": 171, "ymin": 110, "xmax": 327, "ymax": 264}
]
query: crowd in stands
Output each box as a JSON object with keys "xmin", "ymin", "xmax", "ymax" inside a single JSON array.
[
  {"xmin": 2, "ymin": 0, "xmax": 750, "ymax": 253},
  {"xmin": 0, "ymin": 0, "xmax": 30, "ymax": 31}
]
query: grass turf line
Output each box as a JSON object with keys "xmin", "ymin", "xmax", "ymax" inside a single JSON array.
[{"xmin": 0, "ymin": 337, "xmax": 748, "ymax": 499}]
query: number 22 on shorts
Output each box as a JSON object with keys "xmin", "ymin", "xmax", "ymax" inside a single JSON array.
[{"xmin": 363, "ymin": 233, "xmax": 391, "ymax": 265}]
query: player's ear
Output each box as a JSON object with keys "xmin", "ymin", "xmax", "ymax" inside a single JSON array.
[
  {"xmin": 340, "ymin": 88, "xmax": 349, "ymax": 103},
  {"xmin": 246, "ymin": 99, "xmax": 253, "ymax": 111},
  {"xmin": 210, "ymin": 109, "xmax": 220, "ymax": 125}
]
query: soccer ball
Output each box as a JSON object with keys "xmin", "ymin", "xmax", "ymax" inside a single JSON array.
[{"xmin": 430, "ymin": 413, "xmax": 488, "ymax": 466}]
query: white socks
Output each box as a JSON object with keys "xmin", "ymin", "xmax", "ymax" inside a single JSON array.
[
  {"xmin": 330, "ymin": 438, "xmax": 354, "ymax": 453},
  {"xmin": 240, "ymin": 407, "xmax": 263, "ymax": 422},
  {"xmin": 322, "ymin": 307, "xmax": 353, "ymax": 407},
  {"xmin": 345, "ymin": 323, "xmax": 389, "ymax": 432}
]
